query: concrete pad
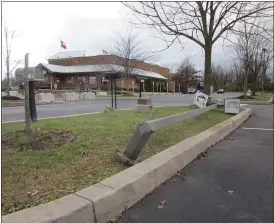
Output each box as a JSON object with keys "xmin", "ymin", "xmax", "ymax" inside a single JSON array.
[
  {"xmin": 2, "ymin": 194, "xmax": 94, "ymax": 223},
  {"xmin": 62, "ymin": 92, "xmax": 80, "ymax": 101},
  {"xmin": 80, "ymin": 92, "xmax": 95, "ymax": 100},
  {"xmin": 137, "ymin": 98, "xmax": 151, "ymax": 105},
  {"xmin": 136, "ymin": 104, "xmax": 153, "ymax": 113},
  {"xmin": 37, "ymin": 93, "xmax": 55, "ymax": 102}
]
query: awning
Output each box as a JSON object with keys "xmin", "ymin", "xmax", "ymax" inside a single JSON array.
[{"xmin": 39, "ymin": 63, "xmax": 167, "ymax": 80}]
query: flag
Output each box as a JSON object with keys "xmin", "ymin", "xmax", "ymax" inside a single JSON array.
[
  {"xmin": 103, "ymin": 50, "xmax": 109, "ymax": 55},
  {"xmin": 61, "ymin": 41, "xmax": 67, "ymax": 49}
]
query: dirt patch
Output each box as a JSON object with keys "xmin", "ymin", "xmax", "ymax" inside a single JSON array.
[{"xmin": 1, "ymin": 130, "xmax": 75, "ymax": 151}]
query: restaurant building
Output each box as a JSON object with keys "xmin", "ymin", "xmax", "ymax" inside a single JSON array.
[{"xmin": 17, "ymin": 51, "xmax": 169, "ymax": 91}]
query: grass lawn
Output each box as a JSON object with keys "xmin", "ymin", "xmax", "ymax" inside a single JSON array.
[
  {"xmin": 252, "ymin": 94, "xmax": 272, "ymax": 101},
  {"xmin": 1, "ymin": 99, "xmax": 24, "ymax": 105},
  {"xmin": 1, "ymin": 106, "xmax": 234, "ymax": 215},
  {"xmin": 237, "ymin": 94, "xmax": 272, "ymax": 101}
]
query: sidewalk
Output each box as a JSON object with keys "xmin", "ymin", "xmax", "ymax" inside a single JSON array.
[{"xmin": 117, "ymin": 105, "xmax": 273, "ymax": 223}]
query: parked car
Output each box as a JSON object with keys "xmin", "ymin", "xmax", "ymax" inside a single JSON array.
[{"xmin": 217, "ymin": 89, "xmax": 224, "ymax": 94}]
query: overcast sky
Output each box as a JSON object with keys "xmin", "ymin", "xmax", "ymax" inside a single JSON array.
[{"xmin": 0, "ymin": 2, "xmax": 261, "ymax": 78}]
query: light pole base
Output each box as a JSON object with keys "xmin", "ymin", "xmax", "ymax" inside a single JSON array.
[{"xmin": 115, "ymin": 150, "xmax": 138, "ymax": 166}]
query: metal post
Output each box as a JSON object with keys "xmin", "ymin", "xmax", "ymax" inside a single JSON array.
[
  {"xmin": 116, "ymin": 104, "xmax": 217, "ymax": 165},
  {"xmin": 139, "ymin": 81, "xmax": 142, "ymax": 98},
  {"xmin": 114, "ymin": 78, "xmax": 117, "ymax": 109},
  {"xmin": 29, "ymin": 81, "xmax": 37, "ymax": 122},
  {"xmin": 50, "ymin": 75, "xmax": 53, "ymax": 90},
  {"xmin": 110, "ymin": 78, "xmax": 114, "ymax": 108}
]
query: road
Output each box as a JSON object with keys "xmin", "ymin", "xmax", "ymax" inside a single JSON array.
[
  {"xmin": 1, "ymin": 92, "xmax": 241, "ymax": 123},
  {"xmin": 117, "ymin": 104, "xmax": 273, "ymax": 223}
]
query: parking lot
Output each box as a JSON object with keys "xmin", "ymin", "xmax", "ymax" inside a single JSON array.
[{"xmin": 1, "ymin": 92, "xmax": 241, "ymax": 123}]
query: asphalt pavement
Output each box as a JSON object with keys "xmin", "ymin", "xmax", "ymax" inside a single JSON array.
[
  {"xmin": 117, "ymin": 104, "xmax": 273, "ymax": 223},
  {"xmin": 1, "ymin": 92, "xmax": 241, "ymax": 123}
]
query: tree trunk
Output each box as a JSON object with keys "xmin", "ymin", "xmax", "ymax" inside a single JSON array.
[
  {"xmin": 251, "ymin": 78, "xmax": 256, "ymax": 96},
  {"xmin": 243, "ymin": 72, "xmax": 248, "ymax": 99},
  {"xmin": 6, "ymin": 59, "xmax": 10, "ymax": 96},
  {"xmin": 204, "ymin": 44, "xmax": 213, "ymax": 95}
]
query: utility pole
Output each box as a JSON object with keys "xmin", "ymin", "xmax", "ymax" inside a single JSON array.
[{"xmin": 24, "ymin": 53, "xmax": 31, "ymax": 132}]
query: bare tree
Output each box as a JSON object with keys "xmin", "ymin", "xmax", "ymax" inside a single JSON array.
[
  {"xmin": 231, "ymin": 20, "xmax": 273, "ymax": 97},
  {"xmin": 123, "ymin": 2, "xmax": 272, "ymax": 95},
  {"xmin": 3, "ymin": 27, "xmax": 21, "ymax": 94},
  {"xmin": 212, "ymin": 64, "xmax": 234, "ymax": 91},
  {"xmin": 172, "ymin": 58, "xmax": 199, "ymax": 92},
  {"xmin": 1, "ymin": 77, "xmax": 16, "ymax": 90},
  {"xmin": 110, "ymin": 30, "xmax": 151, "ymax": 92},
  {"xmin": 232, "ymin": 60, "xmax": 247, "ymax": 92}
]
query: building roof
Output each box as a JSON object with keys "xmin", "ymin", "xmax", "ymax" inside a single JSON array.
[
  {"xmin": 39, "ymin": 63, "xmax": 167, "ymax": 80},
  {"xmin": 48, "ymin": 51, "xmax": 86, "ymax": 60}
]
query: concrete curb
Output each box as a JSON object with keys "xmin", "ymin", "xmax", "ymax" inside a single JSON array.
[{"xmin": 2, "ymin": 108, "xmax": 252, "ymax": 223}]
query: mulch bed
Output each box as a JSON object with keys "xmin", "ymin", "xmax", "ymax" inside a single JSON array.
[
  {"xmin": 237, "ymin": 95, "xmax": 255, "ymax": 100},
  {"xmin": 1, "ymin": 130, "xmax": 76, "ymax": 151},
  {"xmin": 2, "ymin": 95, "xmax": 22, "ymax": 100}
]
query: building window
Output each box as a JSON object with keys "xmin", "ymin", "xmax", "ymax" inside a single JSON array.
[{"xmin": 89, "ymin": 76, "xmax": 96, "ymax": 84}]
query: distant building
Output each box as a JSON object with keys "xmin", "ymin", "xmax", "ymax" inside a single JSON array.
[{"xmin": 15, "ymin": 50, "xmax": 168, "ymax": 91}]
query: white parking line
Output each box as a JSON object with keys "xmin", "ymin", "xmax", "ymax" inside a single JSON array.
[
  {"xmin": 1, "ymin": 105, "xmax": 187, "ymax": 124},
  {"xmin": 242, "ymin": 127, "xmax": 273, "ymax": 131},
  {"xmin": 1, "ymin": 108, "xmax": 135, "ymax": 124}
]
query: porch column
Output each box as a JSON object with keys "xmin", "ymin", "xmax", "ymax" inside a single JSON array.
[
  {"xmin": 85, "ymin": 75, "xmax": 89, "ymax": 91},
  {"xmin": 50, "ymin": 74, "xmax": 53, "ymax": 90},
  {"xmin": 96, "ymin": 74, "xmax": 102, "ymax": 91}
]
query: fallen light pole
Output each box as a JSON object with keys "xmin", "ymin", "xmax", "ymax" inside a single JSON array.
[{"xmin": 116, "ymin": 103, "xmax": 217, "ymax": 166}]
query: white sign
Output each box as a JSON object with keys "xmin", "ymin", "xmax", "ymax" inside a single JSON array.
[
  {"xmin": 225, "ymin": 99, "xmax": 240, "ymax": 114},
  {"xmin": 194, "ymin": 91, "xmax": 209, "ymax": 108}
]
